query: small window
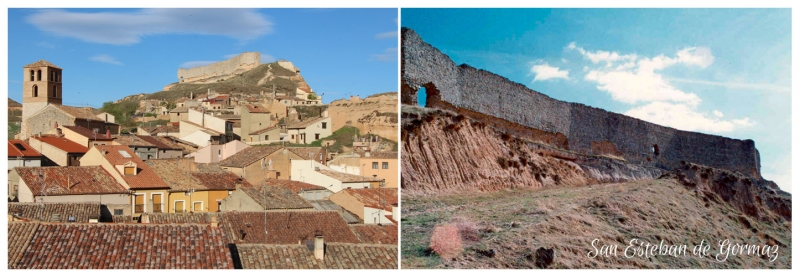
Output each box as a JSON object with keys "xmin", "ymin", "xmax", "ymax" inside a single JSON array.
[
  {"xmin": 265, "ymin": 135, "xmax": 269, "ymax": 140},
  {"xmin": 124, "ymin": 166, "xmax": 135, "ymax": 175},
  {"xmin": 30, "ymin": 70, "xmax": 34, "ymax": 81},
  {"xmin": 37, "ymin": 70, "xmax": 41, "ymax": 81},
  {"xmin": 114, "ymin": 209, "xmax": 123, "ymax": 216},
  {"xmin": 315, "ymin": 133, "xmax": 320, "ymax": 140},
  {"xmin": 322, "ymin": 122, "xmax": 327, "ymax": 129},
  {"xmin": 382, "ymin": 162, "xmax": 389, "ymax": 169},
  {"xmin": 291, "ymin": 134, "xmax": 295, "ymax": 139},
  {"xmin": 372, "ymin": 162, "xmax": 378, "ymax": 169}
]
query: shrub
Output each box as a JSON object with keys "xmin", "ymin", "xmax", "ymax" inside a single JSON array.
[{"xmin": 429, "ymin": 224, "xmax": 462, "ymax": 260}]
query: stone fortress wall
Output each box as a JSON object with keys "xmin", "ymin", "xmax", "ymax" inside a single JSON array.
[
  {"xmin": 177, "ymin": 52, "xmax": 260, "ymax": 83},
  {"xmin": 401, "ymin": 27, "xmax": 761, "ymax": 178}
]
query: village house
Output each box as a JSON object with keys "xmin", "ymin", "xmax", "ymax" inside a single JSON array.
[
  {"xmin": 168, "ymin": 106, "xmax": 190, "ymax": 123},
  {"xmin": 80, "ymin": 145, "xmax": 170, "ymax": 217},
  {"xmin": 188, "ymin": 139, "xmax": 249, "ymax": 163},
  {"xmin": 95, "ymin": 112, "xmax": 115, "ymax": 124},
  {"xmin": 217, "ymin": 210, "xmax": 361, "ymax": 245},
  {"xmin": 27, "ymin": 135, "xmax": 89, "ymax": 166},
  {"xmin": 220, "ymin": 185, "xmax": 312, "ymax": 212},
  {"xmin": 8, "ymin": 222, "xmax": 234, "ymax": 269},
  {"xmin": 8, "ymin": 139, "xmax": 42, "ymax": 172},
  {"xmin": 111, "ymin": 135, "xmax": 158, "ymax": 161},
  {"xmin": 9, "ymin": 166, "xmax": 129, "ymax": 217},
  {"xmin": 60, "ymin": 125, "xmax": 115, "ymax": 148},
  {"xmin": 327, "ymin": 188, "xmax": 398, "ymax": 225},
  {"xmin": 201, "ymin": 94, "xmax": 231, "ymax": 110},
  {"xmin": 359, "ymin": 151, "xmax": 399, "ymax": 188},
  {"xmin": 291, "ymin": 159, "xmax": 382, "ymax": 193},
  {"xmin": 137, "ymin": 135, "xmax": 184, "ymax": 159},
  {"xmin": 239, "ymin": 104, "xmax": 280, "ymax": 144},
  {"xmin": 218, "ymin": 146, "xmax": 325, "ymax": 185},
  {"xmin": 286, "ymin": 115, "xmax": 332, "ymax": 144},
  {"xmin": 137, "ymin": 124, "xmax": 180, "ymax": 137},
  {"xmin": 257, "ymin": 178, "xmax": 333, "ymax": 201},
  {"xmin": 179, "ymin": 109, "xmax": 235, "ymax": 146},
  {"xmin": 146, "ymin": 159, "xmax": 250, "ymax": 213}
]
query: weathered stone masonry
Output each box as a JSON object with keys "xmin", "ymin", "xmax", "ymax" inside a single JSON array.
[
  {"xmin": 177, "ymin": 52, "xmax": 260, "ymax": 83},
  {"xmin": 401, "ymin": 28, "xmax": 761, "ymax": 178}
]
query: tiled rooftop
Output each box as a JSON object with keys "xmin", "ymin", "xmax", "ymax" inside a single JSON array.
[
  {"xmin": 245, "ymin": 104, "xmax": 270, "ymax": 113},
  {"xmin": 170, "ymin": 106, "xmax": 189, "ymax": 113},
  {"xmin": 350, "ymin": 224, "xmax": 398, "ymax": 244},
  {"xmin": 138, "ymin": 135, "xmax": 182, "ymax": 150},
  {"xmin": 144, "ymin": 212, "xmax": 215, "ymax": 224},
  {"xmin": 55, "ymin": 105, "xmax": 99, "ymax": 121},
  {"xmin": 24, "ymin": 60, "xmax": 61, "ymax": 69},
  {"xmin": 92, "ymin": 145, "xmax": 169, "ymax": 189},
  {"xmin": 238, "ymin": 186, "xmax": 313, "ymax": 210},
  {"xmin": 62, "ymin": 125, "xmax": 114, "ymax": 140},
  {"xmin": 191, "ymin": 171, "xmax": 253, "ymax": 190},
  {"xmin": 14, "ymin": 166, "xmax": 126, "ymax": 196},
  {"xmin": 8, "ymin": 202, "xmax": 101, "ymax": 222},
  {"xmin": 342, "ymin": 188, "xmax": 398, "ymax": 211},
  {"xmin": 7, "ymin": 222, "xmax": 40, "ymax": 269},
  {"xmin": 145, "ymin": 159, "xmax": 204, "ymax": 191},
  {"xmin": 287, "ymin": 147, "xmax": 325, "ymax": 161},
  {"xmin": 316, "ymin": 169, "xmax": 382, "ymax": 183},
  {"xmin": 112, "ymin": 135, "xmax": 156, "ymax": 147},
  {"xmin": 263, "ymin": 179, "xmax": 326, "ymax": 193},
  {"xmin": 8, "ymin": 140, "xmax": 42, "ymax": 157},
  {"xmin": 248, "ymin": 125, "xmax": 279, "ymax": 135},
  {"xmin": 14, "ymin": 223, "xmax": 234, "ymax": 269},
  {"xmin": 181, "ymin": 120, "xmax": 223, "ymax": 135},
  {"xmin": 218, "ymin": 146, "xmax": 283, "ymax": 168},
  {"xmin": 218, "ymin": 210, "xmax": 360, "ymax": 244},
  {"xmin": 145, "ymin": 125, "xmax": 180, "ymax": 135},
  {"xmin": 236, "ymin": 243, "xmax": 398, "ymax": 269},
  {"xmin": 31, "ymin": 136, "xmax": 90, "ymax": 153}
]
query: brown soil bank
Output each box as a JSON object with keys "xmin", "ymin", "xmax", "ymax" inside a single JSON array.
[{"xmin": 401, "ymin": 179, "xmax": 792, "ymax": 269}]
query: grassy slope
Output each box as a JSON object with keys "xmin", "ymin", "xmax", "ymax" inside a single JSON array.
[{"xmin": 402, "ymin": 179, "xmax": 791, "ymax": 269}]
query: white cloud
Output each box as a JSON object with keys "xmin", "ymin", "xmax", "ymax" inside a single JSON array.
[
  {"xmin": 90, "ymin": 54, "xmax": 123, "ymax": 65},
  {"xmin": 668, "ymin": 77, "xmax": 791, "ymax": 93},
  {"xmin": 531, "ymin": 63, "xmax": 569, "ymax": 82},
  {"xmin": 27, "ymin": 9, "xmax": 272, "ymax": 45},
  {"xmin": 713, "ymin": 110, "xmax": 724, "ymax": 117},
  {"xmin": 567, "ymin": 42, "xmax": 637, "ymax": 66},
  {"xmin": 375, "ymin": 31, "xmax": 398, "ymax": 39},
  {"xmin": 624, "ymin": 102, "xmax": 754, "ymax": 133},
  {"xmin": 370, "ymin": 47, "xmax": 397, "ymax": 62}
]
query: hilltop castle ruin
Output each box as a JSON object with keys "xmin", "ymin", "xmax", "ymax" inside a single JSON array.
[
  {"xmin": 401, "ymin": 27, "xmax": 762, "ymax": 179},
  {"xmin": 177, "ymin": 52, "xmax": 261, "ymax": 84}
]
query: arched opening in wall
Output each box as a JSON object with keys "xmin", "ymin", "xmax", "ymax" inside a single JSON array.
[
  {"xmin": 37, "ymin": 70, "xmax": 41, "ymax": 81},
  {"xmin": 32, "ymin": 85, "xmax": 38, "ymax": 97},
  {"xmin": 417, "ymin": 87, "xmax": 427, "ymax": 107},
  {"xmin": 652, "ymin": 144, "xmax": 660, "ymax": 156},
  {"xmin": 29, "ymin": 70, "xmax": 34, "ymax": 81}
]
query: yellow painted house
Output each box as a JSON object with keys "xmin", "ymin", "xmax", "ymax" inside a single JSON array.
[{"xmin": 146, "ymin": 159, "xmax": 253, "ymax": 213}]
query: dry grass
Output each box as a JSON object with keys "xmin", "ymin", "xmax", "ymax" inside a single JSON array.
[{"xmin": 402, "ymin": 179, "xmax": 792, "ymax": 269}]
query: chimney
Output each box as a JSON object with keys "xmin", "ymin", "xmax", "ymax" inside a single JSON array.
[
  {"xmin": 210, "ymin": 215, "xmax": 218, "ymax": 227},
  {"xmin": 106, "ymin": 129, "xmax": 111, "ymax": 139},
  {"xmin": 364, "ymin": 150, "xmax": 370, "ymax": 157},
  {"xmin": 314, "ymin": 233, "xmax": 324, "ymax": 260}
]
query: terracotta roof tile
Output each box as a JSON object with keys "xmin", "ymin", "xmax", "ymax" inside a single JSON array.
[
  {"xmin": 238, "ymin": 186, "xmax": 313, "ymax": 210},
  {"xmin": 335, "ymin": 188, "xmax": 398, "ymax": 211},
  {"xmin": 191, "ymin": 171, "xmax": 253, "ymax": 190},
  {"xmin": 93, "ymin": 145, "xmax": 169, "ymax": 189},
  {"xmin": 236, "ymin": 243, "xmax": 398, "ymax": 269},
  {"xmin": 138, "ymin": 135, "xmax": 181, "ymax": 150},
  {"xmin": 170, "ymin": 106, "xmax": 189, "ymax": 113},
  {"xmin": 245, "ymin": 104, "xmax": 270, "ymax": 113},
  {"xmin": 263, "ymin": 179, "xmax": 327, "ymax": 193},
  {"xmin": 145, "ymin": 125, "xmax": 180, "ymax": 135},
  {"xmin": 14, "ymin": 166, "xmax": 127, "ymax": 196},
  {"xmin": 144, "ymin": 212, "xmax": 215, "ymax": 224},
  {"xmin": 54, "ymin": 105, "xmax": 98, "ymax": 120},
  {"xmin": 8, "ymin": 202, "xmax": 101, "ymax": 222},
  {"xmin": 218, "ymin": 210, "xmax": 360, "ymax": 244},
  {"xmin": 15, "ymin": 223, "xmax": 234, "ymax": 269},
  {"xmin": 287, "ymin": 147, "xmax": 325, "ymax": 161},
  {"xmin": 112, "ymin": 135, "xmax": 157, "ymax": 147},
  {"xmin": 218, "ymin": 146, "xmax": 283, "ymax": 168},
  {"xmin": 145, "ymin": 159, "xmax": 204, "ymax": 191},
  {"xmin": 316, "ymin": 169, "xmax": 382, "ymax": 183},
  {"xmin": 7, "ymin": 222, "xmax": 40, "ymax": 269},
  {"xmin": 24, "ymin": 60, "xmax": 61, "ymax": 69},
  {"xmin": 62, "ymin": 125, "xmax": 114, "ymax": 140},
  {"xmin": 8, "ymin": 140, "xmax": 42, "ymax": 157},
  {"xmin": 31, "ymin": 136, "xmax": 90, "ymax": 153},
  {"xmin": 181, "ymin": 120, "xmax": 223, "ymax": 135},
  {"xmin": 350, "ymin": 224, "xmax": 398, "ymax": 244}
]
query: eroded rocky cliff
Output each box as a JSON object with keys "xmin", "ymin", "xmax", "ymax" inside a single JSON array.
[{"xmin": 329, "ymin": 92, "xmax": 398, "ymax": 142}]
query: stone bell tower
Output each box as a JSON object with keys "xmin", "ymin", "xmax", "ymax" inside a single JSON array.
[{"xmin": 21, "ymin": 60, "xmax": 63, "ymax": 139}]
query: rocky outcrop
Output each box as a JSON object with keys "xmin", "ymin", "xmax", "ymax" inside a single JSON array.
[
  {"xmin": 401, "ymin": 106, "xmax": 662, "ymax": 194},
  {"xmin": 662, "ymin": 162, "xmax": 791, "ymax": 222},
  {"xmin": 329, "ymin": 93, "xmax": 398, "ymax": 142}
]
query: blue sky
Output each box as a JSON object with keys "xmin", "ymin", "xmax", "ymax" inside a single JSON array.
[
  {"xmin": 403, "ymin": 8, "xmax": 792, "ymax": 192},
  {"xmin": 7, "ymin": 8, "xmax": 398, "ymax": 106}
]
